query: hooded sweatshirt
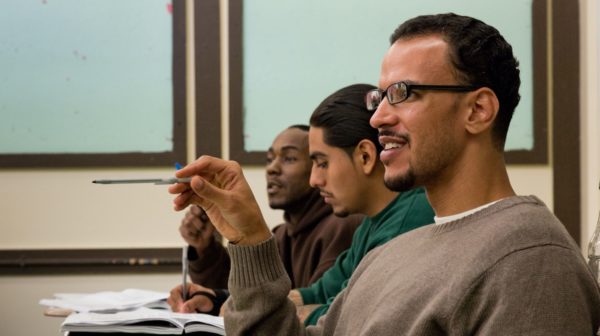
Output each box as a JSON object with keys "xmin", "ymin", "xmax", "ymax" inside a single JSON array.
[{"xmin": 188, "ymin": 188, "xmax": 362, "ymax": 289}]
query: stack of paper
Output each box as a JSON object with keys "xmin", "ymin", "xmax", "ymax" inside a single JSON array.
[{"xmin": 39, "ymin": 288, "xmax": 169, "ymax": 313}]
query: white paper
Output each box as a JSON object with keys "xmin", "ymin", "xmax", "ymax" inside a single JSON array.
[{"xmin": 39, "ymin": 288, "xmax": 169, "ymax": 313}]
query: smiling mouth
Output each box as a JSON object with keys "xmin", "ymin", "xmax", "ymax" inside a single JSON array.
[
  {"xmin": 383, "ymin": 142, "xmax": 405, "ymax": 150},
  {"xmin": 267, "ymin": 181, "xmax": 283, "ymax": 194},
  {"xmin": 379, "ymin": 133, "xmax": 409, "ymax": 151}
]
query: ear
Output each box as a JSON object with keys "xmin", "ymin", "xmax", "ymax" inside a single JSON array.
[
  {"xmin": 464, "ymin": 87, "xmax": 499, "ymax": 135},
  {"xmin": 353, "ymin": 140, "xmax": 378, "ymax": 175}
]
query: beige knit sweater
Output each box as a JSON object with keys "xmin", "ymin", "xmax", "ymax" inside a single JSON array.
[{"xmin": 224, "ymin": 196, "xmax": 600, "ymax": 335}]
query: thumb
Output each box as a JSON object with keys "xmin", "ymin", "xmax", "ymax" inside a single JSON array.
[
  {"xmin": 190, "ymin": 177, "xmax": 226, "ymax": 203},
  {"xmin": 189, "ymin": 177, "xmax": 229, "ymax": 208}
]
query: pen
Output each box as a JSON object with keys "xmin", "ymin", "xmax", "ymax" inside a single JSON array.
[
  {"xmin": 182, "ymin": 246, "xmax": 189, "ymax": 301},
  {"xmin": 92, "ymin": 177, "xmax": 192, "ymax": 185}
]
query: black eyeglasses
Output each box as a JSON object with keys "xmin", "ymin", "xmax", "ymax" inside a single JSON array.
[{"xmin": 365, "ymin": 81, "xmax": 479, "ymax": 111}]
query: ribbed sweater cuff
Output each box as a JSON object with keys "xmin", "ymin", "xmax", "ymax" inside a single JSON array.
[{"xmin": 227, "ymin": 236, "xmax": 287, "ymax": 288}]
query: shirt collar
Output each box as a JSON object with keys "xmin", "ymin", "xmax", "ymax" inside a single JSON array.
[{"xmin": 434, "ymin": 199, "xmax": 503, "ymax": 225}]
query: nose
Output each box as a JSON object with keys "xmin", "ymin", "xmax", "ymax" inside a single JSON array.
[
  {"xmin": 370, "ymin": 99, "xmax": 395, "ymax": 129},
  {"xmin": 309, "ymin": 165, "xmax": 323, "ymax": 188},
  {"xmin": 266, "ymin": 158, "xmax": 280, "ymax": 175}
]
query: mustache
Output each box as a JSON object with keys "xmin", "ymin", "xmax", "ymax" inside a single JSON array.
[{"xmin": 378, "ymin": 130, "xmax": 410, "ymax": 143}]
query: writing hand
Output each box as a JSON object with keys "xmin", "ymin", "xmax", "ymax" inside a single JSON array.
[
  {"xmin": 169, "ymin": 156, "xmax": 271, "ymax": 246},
  {"xmin": 168, "ymin": 283, "xmax": 215, "ymax": 314}
]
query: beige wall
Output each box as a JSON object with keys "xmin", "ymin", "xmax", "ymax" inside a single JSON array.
[
  {"xmin": 581, "ymin": 0, "xmax": 600, "ymax": 256},
  {"xmin": 0, "ymin": 1, "xmax": 598, "ymax": 335}
]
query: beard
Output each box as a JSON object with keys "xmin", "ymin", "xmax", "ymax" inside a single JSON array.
[{"xmin": 384, "ymin": 167, "xmax": 417, "ymax": 192}]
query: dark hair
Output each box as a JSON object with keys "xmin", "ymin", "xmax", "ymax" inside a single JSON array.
[
  {"xmin": 309, "ymin": 84, "xmax": 381, "ymax": 156},
  {"xmin": 390, "ymin": 13, "xmax": 521, "ymax": 150},
  {"xmin": 287, "ymin": 124, "xmax": 310, "ymax": 132}
]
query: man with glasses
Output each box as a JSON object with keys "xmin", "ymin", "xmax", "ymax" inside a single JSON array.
[{"xmin": 169, "ymin": 13, "xmax": 600, "ymax": 335}]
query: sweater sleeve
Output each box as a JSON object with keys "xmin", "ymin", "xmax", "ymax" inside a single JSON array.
[
  {"xmin": 224, "ymin": 237, "xmax": 323, "ymax": 336},
  {"xmin": 187, "ymin": 239, "xmax": 231, "ymax": 288}
]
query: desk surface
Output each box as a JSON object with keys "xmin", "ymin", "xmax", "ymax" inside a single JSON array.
[{"xmin": 44, "ymin": 307, "xmax": 73, "ymax": 317}]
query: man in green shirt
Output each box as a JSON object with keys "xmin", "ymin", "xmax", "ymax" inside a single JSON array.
[{"xmin": 286, "ymin": 83, "xmax": 435, "ymax": 325}]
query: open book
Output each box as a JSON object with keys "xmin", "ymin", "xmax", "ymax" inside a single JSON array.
[{"xmin": 61, "ymin": 307, "xmax": 225, "ymax": 335}]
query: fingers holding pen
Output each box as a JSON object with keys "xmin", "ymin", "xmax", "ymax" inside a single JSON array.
[
  {"xmin": 168, "ymin": 156, "xmax": 272, "ymax": 246},
  {"xmin": 169, "ymin": 177, "xmax": 215, "ymax": 211},
  {"xmin": 167, "ymin": 283, "xmax": 216, "ymax": 314},
  {"xmin": 171, "ymin": 188, "xmax": 193, "ymax": 211},
  {"xmin": 170, "ymin": 177, "xmax": 229, "ymax": 214},
  {"xmin": 169, "ymin": 180, "xmax": 193, "ymax": 211},
  {"xmin": 167, "ymin": 284, "xmax": 185, "ymax": 312}
]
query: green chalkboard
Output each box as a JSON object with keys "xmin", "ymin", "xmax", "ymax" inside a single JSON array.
[
  {"xmin": 0, "ymin": 0, "xmax": 187, "ymax": 167},
  {"xmin": 229, "ymin": 0, "xmax": 548, "ymax": 164}
]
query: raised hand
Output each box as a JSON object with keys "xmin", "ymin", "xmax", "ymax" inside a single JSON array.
[{"xmin": 169, "ymin": 156, "xmax": 272, "ymax": 246}]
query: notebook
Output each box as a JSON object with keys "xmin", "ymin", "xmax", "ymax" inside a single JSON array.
[{"xmin": 61, "ymin": 307, "xmax": 225, "ymax": 335}]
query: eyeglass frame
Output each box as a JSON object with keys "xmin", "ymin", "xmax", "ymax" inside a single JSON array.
[{"xmin": 365, "ymin": 81, "xmax": 480, "ymax": 111}]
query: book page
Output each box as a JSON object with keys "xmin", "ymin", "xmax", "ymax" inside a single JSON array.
[{"xmin": 61, "ymin": 307, "xmax": 225, "ymax": 335}]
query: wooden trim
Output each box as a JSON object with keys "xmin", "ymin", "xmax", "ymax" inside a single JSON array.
[
  {"xmin": 228, "ymin": 0, "xmax": 264, "ymax": 164},
  {"xmin": 0, "ymin": 248, "xmax": 180, "ymax": 274},
  {"xmin": 552, "ymin": 0, "xmax": 580, "ymax": 244},
  {"xmin": 0, "ymin": 152, "xmax": 184, "ymax": 168},
  {"xmin": 171, "ymin": 0, "xmax": 188, "ymax": 166},
  {"xmin": 195, "ymin": 0, "xmax": 222, "ymax": 158},
  {"xmin": 504, "ymin": 0, "xmax": 549, "ymax": 164},
  {"xmin": 0, "ymin": 0, "xmax": 187, "ymax": 168}
]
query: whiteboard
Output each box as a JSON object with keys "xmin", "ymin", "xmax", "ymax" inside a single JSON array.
[
  {"xmin": 240, "ymin": 0, "xmax": 535, "ymax": 153},
  {"xmin": 0, "ymin": 0, "xmax": 177, "ymax": 155}
]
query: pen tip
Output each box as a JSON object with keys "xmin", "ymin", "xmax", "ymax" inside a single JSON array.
[{"xmin": 92, "ymin": 180, "xmax": 98, "ymax": 183}]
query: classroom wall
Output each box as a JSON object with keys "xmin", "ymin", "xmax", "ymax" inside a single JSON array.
[
  {"xmin": 0, "ymin": 1, "xmax": 598, "ymax": 335},
  {"xmin": 581, "ymin": 0, "xmax": 600, "ymax": 257}
]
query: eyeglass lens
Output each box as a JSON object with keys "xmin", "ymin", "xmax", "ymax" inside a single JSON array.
[
  {"xmin": 388, "ymin": 82, "xmax": 407, "ymax": 104},
  {"xmin": 365, "ymin": 83, "xmax": 407, "ymax": 111},
  {"xmin": 365, "ymin": 90, "xmax": 382, "ymax": 111}
]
